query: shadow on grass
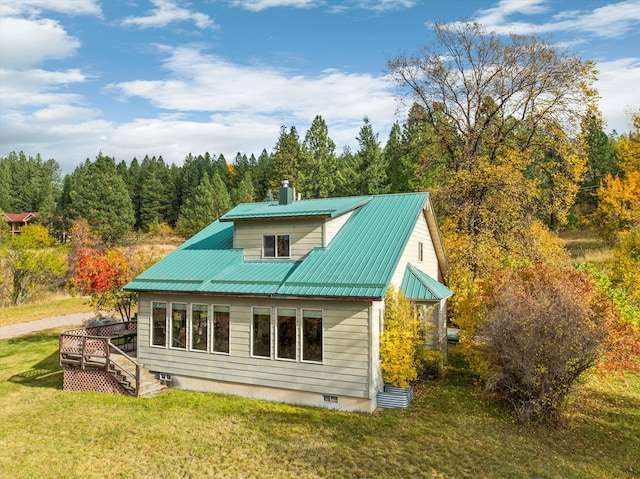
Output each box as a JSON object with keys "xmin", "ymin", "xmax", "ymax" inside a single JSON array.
[
  {"xmin": 6, "ymin": 330, "xmax": 62, "ymax": 344},
  {"xmin": 8, "ymin": 349, "xmax": 63, "ymax": 389}
]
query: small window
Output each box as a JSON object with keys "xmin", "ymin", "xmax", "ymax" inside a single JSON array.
[
  {"xmin": 418, "ymin": 242, "xmax": 424, "ymax": 263},
  {"xmin": 276, "ymin": 308, "xmax": 297, "ymax": 360},
  {"xmin": 171, "ymin": 303, "xmax": 187, "ymax": 349},
  {"xmin": 302, "ymin": 310, "xmax": 323, "ymax": 363},
  {"xmin": 191, "ymin": 304, "xmax": 208, "ymax": 351},
  {"xmin": 213, "ymin": 306, "xmax": 230, "ymax": 354},
  {"xmin": 252, "ymin": 307, "xmax": 272, "ymax": 358},
  {"xmin": 263, "ymin": 234, "xmax": 290, "ymax": 258},
  {"xmin": 151, "ymin": 302, "xmax": 167, "ymax": 347}
]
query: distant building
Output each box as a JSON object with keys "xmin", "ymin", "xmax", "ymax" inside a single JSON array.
[{"xmin": 2, "ymin": 212, "xmax": 39, "ymax": 234}]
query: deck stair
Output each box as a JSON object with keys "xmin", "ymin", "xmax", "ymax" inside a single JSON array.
[{"xmin": 110, "ymin": 355, "xmax": 167, "ymax": 397}]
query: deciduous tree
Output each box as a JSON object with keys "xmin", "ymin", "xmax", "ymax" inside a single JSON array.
[{"xmin": 0, "ymin": 224, "xmax": 66, "ymax": 305}]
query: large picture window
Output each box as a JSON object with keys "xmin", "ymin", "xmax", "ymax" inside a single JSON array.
[
  {"xmin": 263, "ymin": 234, "xmax": 290, "ymax": 258},
  {"xmin": 302, "ymin": 310, "xmax": 323, "ymax": 363},
  {"xmin": 252, "ymin": 307, "xmax": 272, "ymax": 357},
  {"xmin": 151, "ymin": 302, "xmax": 167, "ymax": 347},
  {"xmin": 213, "ymin": 306, "xmax": 230, "ymax": 354},
  {"xmin": 191, "ymin": 304, "xmax": 208, "ymax": 351},
  {"xmin": 171, "ymin": 303, "xmax": 187, "ymax": 349},
  {"xmin": 276, "ymin": 308, "xmax": 297, "ymax": 360}
]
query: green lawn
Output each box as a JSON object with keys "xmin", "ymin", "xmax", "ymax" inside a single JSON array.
[{"xmin": 1, "ymin": 331, "xmax": 639, "ymax": 479}]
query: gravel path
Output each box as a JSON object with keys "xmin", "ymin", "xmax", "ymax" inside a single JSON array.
[{"xmin": 0, "ymin": 312, "xmax": 100, "ymax": 340}]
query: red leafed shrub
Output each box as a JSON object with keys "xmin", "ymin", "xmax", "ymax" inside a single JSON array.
[{"xmin": 71, "ymin": 247, "xmax": 135, "ymax": 321}]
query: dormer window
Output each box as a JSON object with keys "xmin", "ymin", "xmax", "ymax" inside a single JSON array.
[{"xmin": 263, "ymin": 234, "xmax": 290, "ymax": 258}]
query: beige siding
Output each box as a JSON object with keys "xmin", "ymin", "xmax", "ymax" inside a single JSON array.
[
  {"xmin": 389, "ymin": 210, "xmax": 439, "ymax": 288},
  {"xmin": 234, "ymin": 218, "xmax": 323, "ymax": 260},
  {"xmin": 323, "ymin": 211, "xmax": 353, "ymax": 246},
  {"xmin": 137, "ymin": 293, "xmax": 373, "ymax": 398}
]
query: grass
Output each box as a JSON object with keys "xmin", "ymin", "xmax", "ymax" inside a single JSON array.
[
  {"xmin": 560, "ymin": 229, "xmax": 614, "ymax": 263},
  {"xmin": 1, "ymin": 332, "xmax": 638, "ymax": 479},
  {"xmin": 0, "ymin": 293, "xmax": 93, "ymax": 327}
]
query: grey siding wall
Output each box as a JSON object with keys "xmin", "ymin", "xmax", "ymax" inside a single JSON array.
[
  {"xmin": 137, "ymin": 293, "xmax": 373, "ymax": 398},
  {"xmin": 234, "ymin": 218, "xmax": 323, "ymax": 260},
  {"xmin": 390, "ymin": 210, "xmax": 439, "ymax": 288}
]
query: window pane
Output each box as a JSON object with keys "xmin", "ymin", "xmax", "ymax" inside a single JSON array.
[
  {"xmin": 263, "ymin": 235, "xmax": 275, "ymax": 257},
  {"xmin": 302, "ymin": 310, "xmax": 322, "ymax": 362},
  {"xmin": 191, "ymin": 304, "xmax": 208, "ymax": 351},
  {"xmin": 152, "ymin": 302, "xmax": 167, "ymax": 347},
  {"xmin": 213, "ymin": 306, "xmax": 230, "ymax": 354},
  {"xmin": 277, "ymin": 309, "xmax": 296, "ymax": 360},
  {"xmin": 171, "ymin": 303, "xmax": 187, "ymax": 349},
  {"xmin": 277, "ymin": 234, "xmax": 290, "ymax": 257},
  {"xmin": 252, "ymin": 308, "xmax": 271, "ymax": 357}
]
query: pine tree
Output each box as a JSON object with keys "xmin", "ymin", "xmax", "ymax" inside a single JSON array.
[
  {"xmin": 356, "ymin": 117, "xmax": 388, "ymax": 195},
  {"xmin": 271, "ymin": 126, "xmax": 300, "ymax": 190},
  {"xmin": 299, "ymin": 115, "xmax": 339, "ymax": 198},
  {"xmin": 67, "ymin": 153, "xmax": 135, "ymax": 244},
  {"xmin": 177, "ymin": 171, "xmax": 232, "ymax": 235}
]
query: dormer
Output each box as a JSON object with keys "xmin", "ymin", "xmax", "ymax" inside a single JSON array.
[{"xmin": 219, "ymin": 181, "xmax": 370, "ymax": 261}]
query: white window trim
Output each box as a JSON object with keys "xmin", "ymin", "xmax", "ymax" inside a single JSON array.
[
  {"xmin": 251, "ymin": 306, "xmax": 273, "ymax": 359},
  {"xmin": 189, "ymin": 303, "xmax": 210, "ymax": 353},
  {"xmin": 262, "ymin": 233, "xmax": 291, "ymax": 259},
  {"xmin": 150, "ymin": 301, "xmax": 168, "ymax": 349},
  {"xmin": 301, "ymin": 308, "xmax": 324, "ymax": 364},
  {"xmin": 211, "ymin": 304, "xmax": 231, "ymax": 355},
  {"xmin": 169, "ymin": 302, "xmax": 188, "ymax": 351},
  {"xmin": 275, "ymin": 308, "xmax": 298, "ymax": 362}
]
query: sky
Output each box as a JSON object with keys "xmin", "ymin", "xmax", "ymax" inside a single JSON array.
[{"xmin": 1, "ymin": 0, "xmax": 639, "ymax": 174}]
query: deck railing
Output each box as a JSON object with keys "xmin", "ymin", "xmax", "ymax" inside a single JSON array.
[{"xmin": 59, "ymin": 321, "xmax": 141, "ymax": 396}]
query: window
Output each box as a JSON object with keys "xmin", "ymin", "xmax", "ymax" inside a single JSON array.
[
  {"xmin": 302, "ymin": 310, "xmax": 323, "ymax": 362},
  {"xmin": 213, "ymin": 306, "xmax": 230, "ymax": 354},
  {"xmin": 191, "ymin": 304, "xmax": 208, "ymax": 351},
  {"xmin": 171, "ymin": 303, "xmax": 187, "ymax": 349},
  {"xmin": 263, "ymin": 234, "xmax": 290, "ymax": 258},
  {"xmin": 152, "ymin": 302, "xmax": 167, "ymax": 347},
  {"xmin": 276, "ymin": 308, "xmax": 297, "ymax": 360},
  {"xmin": 252, "ymin": 307, "xmax": 272, "ymax": 357},
  {"xmin": 418, "ymin": 241, "xmax": 424, "ymax": 262}
]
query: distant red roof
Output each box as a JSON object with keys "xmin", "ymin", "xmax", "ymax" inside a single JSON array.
[{"xmin": 3, "ymin": 212, "xmax": 39, "ymax": 222}]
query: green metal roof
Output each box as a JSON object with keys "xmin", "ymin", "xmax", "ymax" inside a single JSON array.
[
  {"xmin": 219, "ymin": 196, "xmax": 370, "ymax": 221},
  {"xmin": 401, "ymin": 263, "xmax": 453, "ymax": 300},
  {"xmin": 125, "ymin": 192, "xmax": 451, "ymax": 300}
]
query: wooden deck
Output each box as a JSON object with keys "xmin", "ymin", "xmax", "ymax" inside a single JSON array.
[{"xmin": 59, "ymin": 321, "xmax": 166, "ymax": 398}]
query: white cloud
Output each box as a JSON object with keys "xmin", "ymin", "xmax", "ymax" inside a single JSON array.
[
  {"xmin": 121, "ymin": 0, "xmax": 214, "ymax": 29},
  {"xmin": 32, "ymin": 104, "xmax": 101, "ymax": 123},
  {"xmin": 229, "ymin": 0, "xmax": 317, "ymax": 12},
  {"xmin": 0, "ymin": 68, "xmax": 88, "ymax": 108},
  {"xmin": 0, "ymin": 17, "xmax": 81, "ymax": 69},
  {"xmin": 472, "ymin": 0, "xmax": 640, "ymax": 38},
  {"xmin": 0, "ymin": 0, "xmax": 101, "ymax": 17},
  {"xmin": 108, "ymin": 46, "xmax": 396, "ymax": 123},
  {"xmin": 595, "ymin": 58, "xmax": 640, "ymax": 133}
]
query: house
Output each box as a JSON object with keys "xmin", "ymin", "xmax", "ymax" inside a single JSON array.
[
  {"xmin": 123, "ymin": 183, "xmax": 452, "ymax": 412},
  {"xmin": 2, "ymin": 212, "xmax": 38, "ymax": 234}
]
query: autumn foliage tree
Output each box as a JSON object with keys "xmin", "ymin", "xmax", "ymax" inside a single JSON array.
[
  {"xmin": 71, "ymin": 248, "xmax": 136, "ymax": 321},
  {"xmin": 380, "ymin": 287, "xmax": 424, "ymax": 389},
  {"xmin": 476, "ymin": 264, "xmax": 617, "ymax": 423}
]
